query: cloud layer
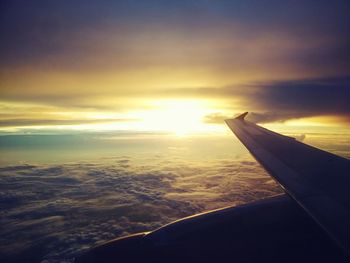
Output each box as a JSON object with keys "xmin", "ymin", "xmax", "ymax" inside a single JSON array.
[
  {"xmin": 1, "ymin": 1, "xmax": 349, "ymax": 73},
  {"xmin": 0, "ymin": 156, "xmax": 281, "ymax": 263}
]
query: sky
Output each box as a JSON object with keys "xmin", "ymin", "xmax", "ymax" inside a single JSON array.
[{"xmin": 1, "ymin": 0, "xmax": 350, "ymax": 135}]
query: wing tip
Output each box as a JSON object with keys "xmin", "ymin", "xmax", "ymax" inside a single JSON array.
[
  {"xmin": 224, "ymin": 112, "xmax": 248, "ymax": 124},
  {"xmin": 235, "ymin": 112, "xmax": 248, "ymax": 120}
]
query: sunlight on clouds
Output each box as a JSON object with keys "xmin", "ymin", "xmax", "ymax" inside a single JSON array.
[
  {"xmin": 1, "ymin": 96, "xmax": 348, "ymax": 136},
  {"xmin": 261, "ymin": 116, "xmax": 350, "ymax": 138},
  {"xmin": 0, "ymin": 99, "xmax": 227, "ymax": 135},
  {"xmin": 285, "ymin": 116, "xmax": 350, "ymax": 127},
  {"xmin": 83, "ymin": 99, "xmax": 226, "ymax": 135}
]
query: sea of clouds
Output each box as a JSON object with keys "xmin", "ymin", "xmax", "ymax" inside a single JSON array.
[{"xmin": 0, "ymin": 154, "xmax": 282, "ymax": 263}]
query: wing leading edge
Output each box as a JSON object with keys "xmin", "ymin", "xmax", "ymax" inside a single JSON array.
[{"xmin": 226, "ymin": 112, "xmax": 350, "ymax": 255}]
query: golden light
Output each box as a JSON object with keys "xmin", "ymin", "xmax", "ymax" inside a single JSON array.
[
  {"xmin": 56, "ymin": 99, "xmax": 224, "ymax": 135},
  {"xmin": 136, "ymin": 99, "xmax": 222, "ymax": 136},
  {"xmin": 0, "ymin": 98, "xmax": 229, "ymax": 135},
  {"xmin": 260, "ymin": 115, "xmax": 350, "ymax": 138}
]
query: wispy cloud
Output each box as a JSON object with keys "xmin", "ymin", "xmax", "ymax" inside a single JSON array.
[{"xmin": 0, "ymin": 118, "xmax": 138, "ymax": 128}]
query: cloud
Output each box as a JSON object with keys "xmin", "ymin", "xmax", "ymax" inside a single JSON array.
[
  {"xmin": 0, "ymin": 155, "xmax": 282, "ymax": 263},
  {"xmin": 0, "ymin": 118, "xmax": 139, "ymax": 128},
  {"xmin": 1, "ymin": 1, "xmax": 349, "ymax": 76},
  {"xmin": 203, "ymin": 113, "xmax": 235, "ymax": 124},
  {"xmin": 203, "ymin": 112, "xmax": 299, "ymax": 125},
  {"xmin": 250, "ymin": 77, "xmax": 350, "ymax": 115},
  {"xmin": 195, "ymin": 76, "xmax": 350, "ymax": 123},
  {"xmin": 248, "ymin": 77, "xmax": 350, "ymax": 122}
]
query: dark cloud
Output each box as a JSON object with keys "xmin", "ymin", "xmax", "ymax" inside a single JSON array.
[
  {"xmin": 247, "ymin": 77, "xmax": 350, "ymax": 122},
  {"xmin": 1, "ymin": 1, "xmax": 349, "ymax": 72},
  {"xmin": 248, "ymin": 112, "xmax": 307, "ymax": 123},
  {"xmin": 253, "ymin": 77, "xmax": 350, "ymax": 114},
  {"xmin": 198, "ymin": 76, "xmax": 350, "ymax": 123}
]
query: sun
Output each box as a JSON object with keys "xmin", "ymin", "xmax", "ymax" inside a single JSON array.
[{"xmin": 138, "ymin": 100, "xmax": 216, "ymax": 135}]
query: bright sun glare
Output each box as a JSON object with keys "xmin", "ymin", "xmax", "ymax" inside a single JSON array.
[{"xmin": 138, "ymin": 100, "xmax": 218, "ymax": 136}]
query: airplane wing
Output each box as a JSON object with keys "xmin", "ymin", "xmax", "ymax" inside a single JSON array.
[
  {"xmin": 75, "ymin": 114, "xmax": 350, "ymax": 263},
  {"xmin": 226, "ymin": 112, "xmax": 350, "ymax": 255}
]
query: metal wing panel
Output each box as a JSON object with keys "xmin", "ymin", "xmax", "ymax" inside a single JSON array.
[{"xmin": 225, "ymin": 113, "xmax": 350, "ymax": 255}]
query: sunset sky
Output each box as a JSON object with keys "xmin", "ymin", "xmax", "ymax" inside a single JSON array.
[
  {"xmin": 1, "ymin": 0, "xmax": 350, "ymax": 135},
  {"xmin": 2, "ymin": 2, "xmax": 350, "ymax": 262}
]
